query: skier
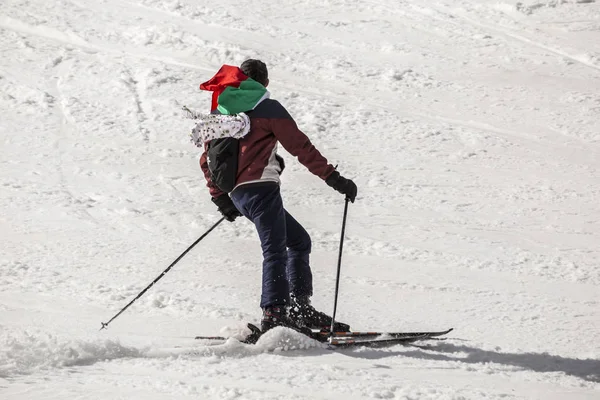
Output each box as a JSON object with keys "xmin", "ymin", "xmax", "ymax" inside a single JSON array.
[{"xmin": 196, "ymin": 59, "xmax": 357, "ymax": 334}]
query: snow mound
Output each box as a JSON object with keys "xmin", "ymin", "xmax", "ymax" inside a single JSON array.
[
  {"xmin": 0, "ymin": 330, "xmax": 143, "ymax": 377},
  {"xmin": 168, "ymin": 327, "xmax": 326, "ymax": 359},
  {"xmin": 253, "ymin": 327, "xmax": 325, "ymax": 352}
]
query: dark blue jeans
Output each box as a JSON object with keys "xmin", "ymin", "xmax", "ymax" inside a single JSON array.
[{"xmin": 230, "ymin": 183, "xmax": 313, "ymax": 308}]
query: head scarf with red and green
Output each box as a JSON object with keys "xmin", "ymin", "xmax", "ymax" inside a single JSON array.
[{"xmin": 199, "ymin": 65, "xmax": 269, "ymax": 115}]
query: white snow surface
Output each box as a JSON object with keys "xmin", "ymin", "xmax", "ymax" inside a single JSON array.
[{"xmin": 1, "ymin": 0, "xmax": 600, "ymax": 398}]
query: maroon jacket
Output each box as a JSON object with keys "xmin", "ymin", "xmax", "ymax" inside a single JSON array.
[{"xmin": 200, "ymin": 98, "xmax": 335, "ymax": 198}]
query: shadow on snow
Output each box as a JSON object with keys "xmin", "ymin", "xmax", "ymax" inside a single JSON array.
[{"xmin": 338, "ymin": 341, "xmax": 600, "ymax": 383}]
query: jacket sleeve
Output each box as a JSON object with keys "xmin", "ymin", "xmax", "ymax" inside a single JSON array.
[
  {"xmin": 269, "ymin": 103, "xmax": 335, "ymax": 180},
  {"xmin": 199, "ymin": 143, "xmax": 225, "ymax": 198}
]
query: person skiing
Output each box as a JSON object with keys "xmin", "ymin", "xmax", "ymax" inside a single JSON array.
[{"xmin": 192, "ymin": 59, "xmax": 357, "ymax": 334}]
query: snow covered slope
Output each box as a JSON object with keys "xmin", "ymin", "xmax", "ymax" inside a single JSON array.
[{"xmin": 1, "ymin": 0, "xmax": 599, "ymax": 398}]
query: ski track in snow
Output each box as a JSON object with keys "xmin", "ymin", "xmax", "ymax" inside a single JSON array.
[{"xmin": 1, "ymin": 0, "xmax": 599, "ymax": 398}]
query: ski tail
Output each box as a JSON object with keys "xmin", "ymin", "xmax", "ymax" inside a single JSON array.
[
  {"xmin": 194, "ymin": 335, "xmax": 227, "ymax": 340},
  {"xmin": 194, "ymin": 323, "xmax": 262, "ymax": 343}
]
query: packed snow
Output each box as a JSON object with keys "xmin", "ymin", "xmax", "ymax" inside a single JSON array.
[{"xmin": 1, "ymin": 0, "xmax": 599, "ymax": 398}]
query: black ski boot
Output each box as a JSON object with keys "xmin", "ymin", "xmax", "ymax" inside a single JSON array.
[
  {"xmin": 289, "ymin": 296, "xmax": 351, "ymax": 332},
  {"xmin": 261, "ymin": 306, "xmax": 313, "ymax": 336}
]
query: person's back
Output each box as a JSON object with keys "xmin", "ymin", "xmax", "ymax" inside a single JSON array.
[{"xmin": 236, "ymin": 97, "xmax": 336, "ymax": 190}]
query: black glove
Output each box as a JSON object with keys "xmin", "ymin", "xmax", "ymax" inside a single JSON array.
[
  {"xmin": 326, "ymin": 171, "xmax": 357, "ymax": 203},
  {"xmin": 212, "ymin": 195, "xmax": 242, "ymax": 222}
]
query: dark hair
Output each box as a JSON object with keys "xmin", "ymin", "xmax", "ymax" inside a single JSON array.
[{"xmin": 240, "ymin": 59, "xmax": 268, "ymax": 86}]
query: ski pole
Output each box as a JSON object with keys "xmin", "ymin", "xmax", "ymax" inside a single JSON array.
[
  {"xmin": 100, "ymin": 217, "xmax": 225, "ymax": 330},
  {"xmin": 329, "ymin": 198, "xmax": 350, "ymax": 339}
]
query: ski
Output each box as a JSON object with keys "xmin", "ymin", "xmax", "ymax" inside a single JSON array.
[
  {"xmin": 314, "ymin": 328, "xmax": 453, "ymax": 340},
  {"xmin": 195, "ymin": 324, "xmax": 453, "ymax": 346},
  {"xmin": 328, "ymin": 334, "xmax": 429, "ymax": 348},
  {"xmin": 326, "ymin": 329, "xmax": 452, "ymax": 348},
  {"xmin": 194, "ymin": 335, "xmax": 229, "ymax": 340}
]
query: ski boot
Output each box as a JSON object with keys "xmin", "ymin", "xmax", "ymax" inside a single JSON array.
[
  {"xmin": 260, "ymin": 306, "xmax": 313, "ymax": 336},
  {"xmin": 289, "ymin": 296, "xmax": 350, "ymax": 332}
]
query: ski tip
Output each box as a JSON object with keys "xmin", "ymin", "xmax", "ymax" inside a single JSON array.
[
  {"xmin": 247, "ymin": 323, "xmax": 262, "ymax": 333},
  {"xmin": 240, "ymin": 323, "xmax": 263, "ymax": 344},
  {"xmin": 426, "ymin": 327, "xmax": 453, "ymax": 337}
]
